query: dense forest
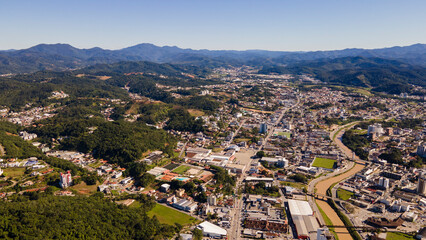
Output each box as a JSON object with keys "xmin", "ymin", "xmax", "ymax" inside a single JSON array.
[
  {"xmin": 0, "ymin": 72, "xmax": 129, "ymax": 111},
  {"xmin": 0, "ymin": 194, "xmax": 177, "ymax": 239},
  {"xmin": 29, "ymin": 107, "xmax": 176, "ymax": 166},
  {"xmin": 341, "ymin": 129, "xmax": 370, "ymax": 160}
]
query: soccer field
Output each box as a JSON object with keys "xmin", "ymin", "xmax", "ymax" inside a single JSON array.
[
  {"xmin": 312, "ymin": 157, "xmax": 336, "ymax": 169},
  {"xmin": 147, "ymin": 204, "xmax": 197, "ymax": 226},
  {"xmin": 171, "ymin": 165, "xmax": 191, "ymax": 174}
]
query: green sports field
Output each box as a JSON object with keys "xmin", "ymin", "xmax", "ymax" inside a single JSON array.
[
  {"xmin": 171, "ymin": 165, "xmax": 191, "ymax": 174},
  {"xmin": 147, "ymin": 204, "xmax": 197, "ymax": 226},
  {"xmin": 312, "ymin": 157, "xmax": 336, "ymax": 169}
]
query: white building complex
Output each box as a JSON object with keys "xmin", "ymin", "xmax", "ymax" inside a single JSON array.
[
  {"xmin": 197, "ymin": 221, "xmax": 227, "ymax": 238},
  {"xmin": 367, "ymin": 123, "xmax": 384, "ymax": 137}
]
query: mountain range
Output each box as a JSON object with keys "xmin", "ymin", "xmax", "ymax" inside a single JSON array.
[{"xmin": 0, "ymin": 43, "xmax": 425, "ymax": 74}]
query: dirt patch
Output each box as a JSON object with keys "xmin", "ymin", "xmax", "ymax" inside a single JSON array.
[
  {"xmin": 96, "ymin": 76, "xmax": 111, "ymax": 81},
  {"xmin": 0, "ymin": 144, "xmax": 4, "ymax": 156},
  {"xmin": 188, "ymin": 109, "xmax": 204, "ymax": 117},
  {"xmin": 241, "ymin": 108, "xmax": 274, "ymax": 114}
]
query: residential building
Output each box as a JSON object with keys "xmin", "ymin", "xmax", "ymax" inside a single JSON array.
[
  {"xmin": 59, "ymin": 170, "xmax": 72, "ymax": 188},
  {"xmin": 259, "ymin": 123, "xmax": 268, "ymax": 133},
  {"xmin": 418, "ymin": 173, "xmax": 426, "ymax": 196}
]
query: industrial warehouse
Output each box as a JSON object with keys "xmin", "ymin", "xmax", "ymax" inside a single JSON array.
[{"xmin": 288, "ymin": 200, "xmax": 321, "ymax": 239}]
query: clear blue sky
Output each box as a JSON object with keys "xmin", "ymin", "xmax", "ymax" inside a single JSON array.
[{"xmin": 1, "ymin": 0, "xmax": 425, "ymax": 51}]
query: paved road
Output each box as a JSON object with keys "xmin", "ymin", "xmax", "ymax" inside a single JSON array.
[
  {"xmin": 178, "ymin": 141, "xmax": 188, "ymax": 158},
  {"xmin": 228, "ymin": 100, "xmax": 298, "ymax": 240},
  {"xmin": 228, "ymin": 149, "xmax": 256, "ymax": 240},
  {"xmin": 228, "ymin": 119, "xmax": 246, "ymax": 145}
]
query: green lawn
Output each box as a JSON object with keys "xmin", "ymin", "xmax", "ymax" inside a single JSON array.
[
  {"xmin": 337, "ymin": 188, "xmax": 354, "ymax": 201},
  {"xmin": 277, "ymin": 132, "xmax": 291, "ymax": 138},
  {"xmin": 172, "ymin": 165, "xmax": 191, "ymax": 174},
  {"xmin": 386, "ymin": 232, "xmax": 416, "ymax": 240},
  {"xmin": 2, "ymin": 168, "xmax": 26, "ymax": 177},
  {"xmin": 280, "ymin": 181, "xmax": 306, "ymax": 189},
  {"xmin": 88, "ymin": 161, "xmax": 103, "ymax": 168},
  {"xmin": 147, "ymin": 204, "xmax": 197, "ymax": 226},
  {"xmin": 312, "ymin": 157, "xmax": 336, "ymax": 169}
]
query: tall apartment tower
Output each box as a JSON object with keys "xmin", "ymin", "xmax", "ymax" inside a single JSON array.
[
  {"xmin": 418, "ymin": 172, "xmax": 426, "ymax": 196},
  {"xmin": 60, "ymin": 170, "xmax": 72, "ymax": 188},
  {"xmin": 417, "ymin": 172, "xmax": 426, "ymax": 196}
]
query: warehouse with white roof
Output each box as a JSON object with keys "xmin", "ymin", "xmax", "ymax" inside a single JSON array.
[
  {"xmin": 288, "ymin": 200, "xmax": 320, "ymax": 239},
  {"xmin": 197, "ymin": 221, "xmax": 227, "ymax": 238}
]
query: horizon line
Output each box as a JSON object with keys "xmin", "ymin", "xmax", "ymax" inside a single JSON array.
[{"xmin": 1, "ymin": 42, "xmax": 424, "ymax": 53}]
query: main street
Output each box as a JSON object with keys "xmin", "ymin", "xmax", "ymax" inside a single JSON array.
[{"xmin": 228, "ymin": 99, "xmax": 298, "ymax": 240}]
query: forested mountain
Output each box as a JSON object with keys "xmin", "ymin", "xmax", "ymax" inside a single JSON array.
[
  {"xmin": 0, "ymin": 43, "xmax": 425, "ymax": 74},
  {"xmin": 259, "ymin": 56, "xmax": 426, "ymax": 94},
  {"xmin": 77, "ymin": 60, "xmax": 211, "ymax": 77}
]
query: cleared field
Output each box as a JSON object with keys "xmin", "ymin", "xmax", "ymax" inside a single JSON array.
[
  {"xmin": 2, "ymin": 168, "xmax": 26, "ymax": 177},
  {"xmin": 312, "ymin": 157, "xmax": 336, "ymax": 169},
  {"xmin": 88, "ymin": 161, "xmax": 103, "ymax": 168},
  {"xmin": 280, "ymin": 181, "xmax": 306, "ymax": 189},
  {"xmin": 234, "ymin": 138, "xmax": 250, "ymax": 143},
  {"xmin": 188, "ymin": 109, "xmax": 204, "ymax": 117},
  {"xmin": 147, "ymin": 204, "xmax": 197, "ymax": 226},
  {"xmin": 70, "ymin": 182, "xmax": 99, "ymax": 195},
  {"xmin": 386, "ymin": 232, "xmax": 415, "ymax": 240},
  {"xmin": 337, "ymin": 188, "xmax": 354, "ymax": 200},
  {"xmin": 172, "ymin": 165, "xmax": 191, "ymax": 174}
]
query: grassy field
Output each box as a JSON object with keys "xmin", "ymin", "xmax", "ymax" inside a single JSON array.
[
  {"xmin": 147, "ymin": 204, "xmax": 197, "ymax": 226},
  {"xmin": 234, "ymin": 138, "xmax": 250, "ymax": 143},
  {"xmin": 212, "ymin": 148, "xmax": 223, "ymax": 153},
  {"xmin": 280, "ymin": 181, "xmax": 306, "ymax": 189},
  {"xmin": 88, "ymin": 161, "xmax": 103, "ymax": 168},
  {"xmin": 2, "ymin": 168, "xmax": 26, "ymax": 177},
  {"xmin": 172, "ymin": 165, "xmax": 191, "ymax": 174},
  {"xmin": 337, "ymin": 188, "xmax": 354, "ymax": 201},
  {"xmin": 312, "ymin": 157, "xmax": 336, "ymax": 169},
  {"xmin": 386, "ymin": 232, "xmax": 416, "ymax": 240},
  {"xmin": 70, "ymin": 182, "xmax": 99, "ymax": 195},
  {"xmin": 277, "ymin": 132, "xmax": 291, "ymax": 138}
]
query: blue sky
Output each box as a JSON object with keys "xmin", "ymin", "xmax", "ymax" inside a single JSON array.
[{"xmin": 0, "ymin": 0, "xmax": 425, "ymax": 51}]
